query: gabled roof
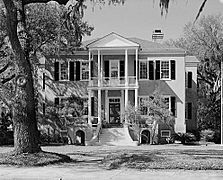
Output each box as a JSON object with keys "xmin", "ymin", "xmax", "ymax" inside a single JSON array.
[
  {"xmin": 82, "ymin": 32, "xmax": 186, "ymax": 54},
  {"xmin": 86, "ymin": 32, "xmax": 140, "ymax": 49}
]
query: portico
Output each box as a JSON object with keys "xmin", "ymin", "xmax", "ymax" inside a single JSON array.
[{"xmin": 86, "ymin": 32, "xmax": 140, "ymax": 126}]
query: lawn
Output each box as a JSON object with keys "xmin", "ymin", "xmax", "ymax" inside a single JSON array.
[{"xmin": 0, "ymin": 144, "xmax": 223, "ymax": 170}]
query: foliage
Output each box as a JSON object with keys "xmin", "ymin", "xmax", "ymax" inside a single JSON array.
[
  {"xmin": 200, "ymin": 129, "xmax": 215, "ymax": 142},
  {"xmin": 174, "ymin": 132, "xmax": 197, "ymax": 144},
  {"xmin": 165, "ymin": 14, "xmax": 222, "ymax": 136},
  {"xmin": 125, "ymin": 88, "xmax": 175, "ymax": 144}
]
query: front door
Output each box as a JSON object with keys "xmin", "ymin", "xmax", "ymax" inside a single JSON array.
[{"xmin": 109, "ymin": 98, "xmax": 121, "ymax": 124}]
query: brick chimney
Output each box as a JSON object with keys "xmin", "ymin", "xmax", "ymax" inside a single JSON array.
[{"xmin": 152, "ymin": 29, "xmax": 164, "ymax": 43}]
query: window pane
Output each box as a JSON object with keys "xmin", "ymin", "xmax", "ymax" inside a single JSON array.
[
  {"xmin": 81, "ymin": 62, "xmax": 89, "ymax": 80},
  {"xmin": 161, "ymin": 130, "xmax": 170, "ymax": 137},
  {"xmin": 139, "ymin": 97, "xmax": 149, "ymax": 115},
  {"xmin": 140, "ymin": 61, "xmax": 148, "ymax": 79},
  {"xmin": 60, "ymin": 62, "xmax": 68, "ymax": 80},
  {"xmin": 164, "ymin": 97, "xmax": 170, "ymax": 110},
  {"xmin": 161, "ymin": 61, "xmax": 169, "ymax": 79}
]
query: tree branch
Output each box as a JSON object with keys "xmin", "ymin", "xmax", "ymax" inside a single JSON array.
[
  {"xmin": 23, "ymin": 0, "xmax": 69, "ymax": 5},
  {"xmin": 1, "ymin": 74, "xmax": 16, "ymax": 84},
  {"xmin": 0, "ymin": 62, "xmax": 11, "ymax": 74}
]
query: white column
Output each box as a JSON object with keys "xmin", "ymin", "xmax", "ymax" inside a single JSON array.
[
  {"xmin": 135, "ymin": 89, "xmax": 138, "ymax": 109},
  {"xmin": 135, "ymin": 48, "xmax": 138, "ymax": 85},
  {"xmin": 125, "ymin": 49, "xmax": 128, "ymax": 86},
  {"xmin": 88, "ymin": 90, "xmax": 92, "ymax": 125},
  {"xmin": 89, "ymin": 51, "xmax": 91, "ymax": 81},
  {"xmin": 105, "ymin": 90, "xmax": 108, "ymax": 123},
  {"xmin": 98, "ymin": 89, "xmax": 102, "ymax": 124},
  {"xmin": 125, "ymin": 89, "xmax": 128, "ymax": 122},
  {"xmin": 121, "ymin": 90, "xmax": 125, "ymax": 123},
  {"xmin": 101, "ymin": 54, "xmax": 103, "ymax": 82},
  {"xmin": 98, "ymin": 50, "xmax": 101, "ymax": 86}
]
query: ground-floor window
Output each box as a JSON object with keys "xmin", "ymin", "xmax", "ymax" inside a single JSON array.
[{"xmin": 161, "ymin": 130, "xmax": 171, "ymax": 137}]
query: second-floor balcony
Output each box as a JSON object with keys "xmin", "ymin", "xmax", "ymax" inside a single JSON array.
[{"xmin": 88, "ymin": 76, "xmax": 138, "ymax": 88}]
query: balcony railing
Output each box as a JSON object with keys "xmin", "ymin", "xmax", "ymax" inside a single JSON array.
[{"xmin": 88, "ymin": 76, "xmax": 138, "ymax": 88}]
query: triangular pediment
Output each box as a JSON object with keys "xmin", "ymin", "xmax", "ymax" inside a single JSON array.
[{"xmin": 87, "ymin": 32, "xmax": 140, "ymax": 49}]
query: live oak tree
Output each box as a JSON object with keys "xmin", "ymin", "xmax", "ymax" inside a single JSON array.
[{"xmin": 0, "ymin": 0, "xmax": 94, "ymax": 154}]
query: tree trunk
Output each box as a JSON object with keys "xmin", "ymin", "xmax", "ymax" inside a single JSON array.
[
  {"xmin": 3, "ymin": 0, "xmax": 41, "ymax": 154},
  {"xmin": 151, "ymin": 120, "xmax": 158, "ymax": 144}
]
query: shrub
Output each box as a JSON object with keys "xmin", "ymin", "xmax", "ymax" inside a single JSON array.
[
  {"xmin": 174, "ymin": 132, "xmax": 197, "ymax": 144},
  {"xmin": 200, "ymin": 129, "xmax": 215, "ymax": 142},
  {"xmin": 213, "ymin": 130, "xmax": 221, "ymax": 144}
]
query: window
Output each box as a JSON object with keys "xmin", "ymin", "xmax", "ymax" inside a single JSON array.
[
  {"xmin": 161, "ymin": 130, "xmax": 171, "ymax": 137},
  {"xmin": 164, "ymin": 97, "xmax": 170, "ymax": 110},
  {"xmin": 60, "ymin": 61, "xmax": 69, "ymax": 80},
  {"xmin": 82, "ymin": 99, "xmax": 88, "ymax": 116},
  {"xmin": 139, "ymin": 97, "xmax": 149, "ymax": 115},
  {"xmin": 81, "ymin": 62, "xmax": 89, "ymax": 80},
  {"xmin": 187, "ymin": 102, "xmax": 192, "ymax": 120},
  {"xmin": 161, "ymin": 61, "xmax": 170, "ymax": 79},
  {"xmin": 139, "ymin": 60, "xmax": 175, "ymax": 80},
  {"xmin": 187, "ymin": 72, "xmax": 192, "ymax": 88},
  {"xmin": 139, "ymin": 61, "xmax": 148, "ymax": 79}
]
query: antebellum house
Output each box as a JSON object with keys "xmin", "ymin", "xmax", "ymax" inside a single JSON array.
[{"xmin": 38, "ymin": 31, "xmax": 199, "ymax": 145}]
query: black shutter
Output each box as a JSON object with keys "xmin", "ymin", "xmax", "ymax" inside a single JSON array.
[
  {"xmin": 171, "ymin": 60, "xmax": 176, "ymax": 80},
  {"xmin": 43, "ymin": 73, "xmax": 45, "ymax": 90},
  {"xmin": 43, "ymin": 103, "xmax": 45, "ymax": 115},
  {"xmin": 91, "ymin": 61, "xmax": 94, "ymax": 77},
  {"xmin": 188, "ymin": 102, "xmax": 192, "ymax": 119},
  {"xmin": 69, "ymin": 61, "xmax": 75, "ymax": 81},
  {"xmin": 188, "ymin": 72, "xmax": 192, "ymax": 88},
  {"xmin": 76, "ymin": 61, "xmax": 80, "ymax": 81},
  {"xmin": 155, "ymin": 60, "xmax": 160, "ymax": 80},
  {"xmin": 54, "ymin": 62, "xmax": 59, "ymax": 81},
  {"xmin": 171, "ymin": 96, "xmax": 176, "ymax": 116},
  {"xmin": 104, "ymin": 61, "xmax": 109, "ymax": 77},
  {"xmin": 149, "ymin": 61, "xmax": 154, "ymax": 80},
  {"xmin": 120, "ymin": 61, "xmax": 125, "ymax": 79},
  {"xmin": 91, "ymin": 97, "xmax": 94, "ymax": 116},
  {"xmin": 54, "ymin": 97, "xmax": 59, "ymax": 106}
]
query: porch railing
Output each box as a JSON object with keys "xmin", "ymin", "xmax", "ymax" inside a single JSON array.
[{"xmin": 88, "ymin": 76, "xmax": 138, "ymax": 88}]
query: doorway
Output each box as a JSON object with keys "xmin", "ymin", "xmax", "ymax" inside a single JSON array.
[
  {"xmin": 141, "ymin": 130, "xmax": 150, "ymax": 144},
  {"xmin": 109, "ymin": 98, "xmax": 121, "ymax": 124},
  {"xmin": 76, "ymin": 130, "xmax": 85, "ymax": 145}
]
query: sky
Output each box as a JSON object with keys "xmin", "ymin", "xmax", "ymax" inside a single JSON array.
[{"xmin": 82, "ymin": 0, "xmax": 223, "ymax": 42}]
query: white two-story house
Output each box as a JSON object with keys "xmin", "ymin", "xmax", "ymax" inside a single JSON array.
[{"xmin": 38, "ymin": 31, "xmax": 199, "ymax": 145}]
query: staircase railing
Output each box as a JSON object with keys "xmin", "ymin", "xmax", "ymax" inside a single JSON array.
[{"xmin": 87, "ymin": 123, "xmax": 102, "ymax": 146}]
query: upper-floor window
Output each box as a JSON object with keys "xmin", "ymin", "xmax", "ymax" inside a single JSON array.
[
  {"xmin": 139, "ymin": 60, "xmax": 175, "ymax": 80},
  {"xmin": 139, "ymin": 61, "xmax": 148, "ymax": 79},
  {"xmin": 161, "ymin": 61, "xmax": 170, "ymax": 79},
  {"xmin": 60, "ymin": 62, "xmax": 69, "ymax": 80},
  {"xmin": 81, "ymin": 62, "xmax": 89, "ymax": 80},
  {"xmin": 187, "ymin": 71, "xmax": 192, "ymax": 88},
  {"xmin": 54, "ymin": 60, "xmax": 89, "ymax": 81}
]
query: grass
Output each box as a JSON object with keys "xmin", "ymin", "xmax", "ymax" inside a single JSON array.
[
  {"xmin": 0, "ymin": 151, "xmax": 71, "ymax": 166},
  {"xmin": 1, "ymin": 145, "xmax": 223, "ymax": 170},
  {"xmin": 100, "ymin": 149, "xmax": 223, "ymax": 170}
]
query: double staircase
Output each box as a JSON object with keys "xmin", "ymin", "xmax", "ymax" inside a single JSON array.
[{"xmin": 99, "ymin": 126, "xmax": 137, "ymax": 146}]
